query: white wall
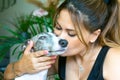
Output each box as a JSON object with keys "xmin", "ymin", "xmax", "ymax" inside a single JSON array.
[{"xmin": 0, "ymin": 0, "xmax": 38, "ymax": 36}]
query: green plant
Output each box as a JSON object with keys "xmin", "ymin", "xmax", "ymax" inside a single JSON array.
[
  {"xmin": 0, "ymin": 14, "xmax": 53, "ymax": 61},
  {"xmin": 54, "ymin": 74, "xmax": 60, "ymax": 80},
  {"xmin": 0, "ymin": 14, "xmax": 61, "ymax": 80}
]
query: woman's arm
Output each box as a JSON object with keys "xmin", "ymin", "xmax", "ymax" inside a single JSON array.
[
  {"xmin": 4, "ymin": 40, "xmax": 56, "ymax": 80},
  {"xmin": 4, "ymin": 61, "xmax": 21, "ymax": 80},
  {"xmin": 4, "ymin": 63, "xmax": 14, "ymax": 80}
]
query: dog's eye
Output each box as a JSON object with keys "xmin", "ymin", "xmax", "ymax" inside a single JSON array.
[{"xmin": 39, "ymin": 36, "xmax": 47, "ymax": 40}]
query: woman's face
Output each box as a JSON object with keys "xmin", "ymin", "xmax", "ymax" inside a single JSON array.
[{"xmin": 54, "ymin": 9, "xmax": 91, "ymax": 56}]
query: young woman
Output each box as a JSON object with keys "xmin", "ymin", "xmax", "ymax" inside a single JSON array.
[{"xmin": 4, "ymin": 0, "xmax": 120, "ymax": 80}]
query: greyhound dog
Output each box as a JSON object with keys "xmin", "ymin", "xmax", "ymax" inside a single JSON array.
[{"xmin": 15, "ymin": 32, "xmax": 68, "ymax": 80}]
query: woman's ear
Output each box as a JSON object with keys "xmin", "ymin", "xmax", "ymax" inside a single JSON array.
[{"xmin": 89, "ymin": 29, "xmax": 101, "ymax": 43}]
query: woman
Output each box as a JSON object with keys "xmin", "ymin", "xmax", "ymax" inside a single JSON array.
[{"xmin": 4, "ymin": 0, "xmax": 120, "ymax": 80}]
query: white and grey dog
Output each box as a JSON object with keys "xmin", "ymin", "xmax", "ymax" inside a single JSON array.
[{"xmin": 15, "ymin": 32, "xmax": 68, "ymax": 80}]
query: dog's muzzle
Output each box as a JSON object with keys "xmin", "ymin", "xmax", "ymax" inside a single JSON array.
[{"xmin": 22, "ymin": 32, "xmax": 68, "ymax": 56}]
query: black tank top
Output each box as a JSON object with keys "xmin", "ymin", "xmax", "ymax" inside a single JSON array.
[{"xmin": 58, "ymin": 46, "xmax": 110, "ymax": 80}]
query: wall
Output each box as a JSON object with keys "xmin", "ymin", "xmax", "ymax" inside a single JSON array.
[
  {"xmin": 0, "ymin": 0, "xmax": 38, "ymax": 36},
  {"xmin": 0, "ymin": 0, "xmax": 39, "ymax": 63}
]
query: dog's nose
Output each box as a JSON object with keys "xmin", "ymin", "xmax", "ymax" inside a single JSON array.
[{"xmin": 59, "ymin": 39, "xmax": 68, "ymax": 47}]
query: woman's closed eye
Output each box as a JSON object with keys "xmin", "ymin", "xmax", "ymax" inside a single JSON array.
[
  {"xmin": 54, "ymin": 22, "xmax": 76, "ymax": 37},
  {"xmin": 68, "ymin": 31, "xmax": 76, "ymax": 37}
]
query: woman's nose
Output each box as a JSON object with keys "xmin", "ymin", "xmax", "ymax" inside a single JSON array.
[{"xmin": 59, "ymin": 39, "xmax": 68, "ymax": 47}]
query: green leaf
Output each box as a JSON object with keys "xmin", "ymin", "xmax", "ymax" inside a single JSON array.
[
  {"xmin": 30, "ymin": 24, "xmax": 37, "ymax": 35},
  {"xmin": 3, "ymin": 27, "xmax": 19, "ymax": 36},
  {"xmin": 0, "ymin": 46, "xmax": 10, "ymax": 62},
  {"xmin": 11, "ymin": 45, "xmax": 20, "ymax": 55},
  {"xmin": 0, "ymin": 53, "xmax": 6, "ymax": 62},
  {"xmin": 54, "ymin": 74, "xmax": 60, "ymax": 80}
]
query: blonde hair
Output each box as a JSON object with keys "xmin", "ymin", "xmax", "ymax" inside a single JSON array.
[
  {"xmin": 54, "ymin": 0, "xmax": 120, "ymax": 48},
  {"xmin": 99, "ymin": 0, "xmax": 120, "ymax": 47}
]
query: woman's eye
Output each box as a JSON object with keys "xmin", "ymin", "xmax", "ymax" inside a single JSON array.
[
  {"xmin": 68, "ymin": 32, "xmax": 76, "ymax": 37},
  {"xmin": 68, "ymin": 33, "xmax": 76, "ymax": 37}
]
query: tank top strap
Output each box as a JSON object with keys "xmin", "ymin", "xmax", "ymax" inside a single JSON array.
[
  {"xmin": 87, "ymin": 46, "xmax": 110, "ymax": 80},
  {"xmin": 58, "ymin": 56, "xmax": 66, "ymax": 80}
]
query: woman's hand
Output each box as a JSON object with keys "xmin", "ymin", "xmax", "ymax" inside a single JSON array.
[{"xmin": 15, "ymin": 40, "xmax": 56, "ymax": 75}]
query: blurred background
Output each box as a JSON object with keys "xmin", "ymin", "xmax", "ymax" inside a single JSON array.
[{"xmin": 0, "ymin": 0, "xmax": 42, "ymax": 36}]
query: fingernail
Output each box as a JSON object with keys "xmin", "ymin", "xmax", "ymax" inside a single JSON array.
[
  {"xmin": 29, "ymin": 40, "xmax": 32, "ymax": 45},
  {"xmin": 51, "ymin": 56, "xmax": 57, "ymax": 59},
  {"xmin": 44, "ymin": 50, "xmax": 48, "ymax": 54},
  {"xmin": 48, "ymin": 65, "xmax": 51, "ymax": 68},
  {"xmin": 52, "ymin": 60, "xmax": 56, "ymax": 63}
]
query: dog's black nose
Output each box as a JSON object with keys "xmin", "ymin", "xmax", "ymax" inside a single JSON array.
[{"xmin": 59, "ymin": 39, "xmax": 68, "ymax": 47}]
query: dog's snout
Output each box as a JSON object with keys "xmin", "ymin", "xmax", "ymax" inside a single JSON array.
[{"xmin": 59, "ymin": 39, "xmax": 68, "ymax": 47}]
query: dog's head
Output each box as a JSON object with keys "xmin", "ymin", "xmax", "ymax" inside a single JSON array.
[{"xmin": 22, "ymin": 32, "xmax": 68, "ymax": 56}]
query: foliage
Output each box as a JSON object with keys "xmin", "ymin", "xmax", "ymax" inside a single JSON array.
[
  {"xmin": 54, "ymin": 74, "xmax": 60, "ymax": 80},
  {"xmin": 0, "ymin": 14, "xmax": 53, "ymax": 62},
  {"xmin": 0, "ymin": 14, "xmax": 61, "ymax": 80}
]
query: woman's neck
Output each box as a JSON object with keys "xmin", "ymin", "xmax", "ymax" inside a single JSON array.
[
  {"xmin": 76, "ymin": 44, "xmax": 102, "ymax": 63},
  {"xmin": 72, "ymin": 45, "xmax": 102, "ymax": 79}
]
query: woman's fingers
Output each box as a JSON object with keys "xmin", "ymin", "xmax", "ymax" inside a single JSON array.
[
  {"xmin": 31, "ymin": 56, "xmax": 56, "ymax": 69},
  {"xmin": 31, "ymin": 60, "xmax": 55, "ymax": 72},
  {"xmin": 38, "ymin": 60, "xmax": 55, "ymax": 67},
  {"xmin": 30, "ymin": 65, "xmax": 52, "ymax": 74},
  {"xmin": 32, "ymin": 50, "xmax": 48, "ymax": 57},
  {"xmin": 36, "ymin": 56, "xmax": 56, "ymax": 62},
  {"xmin": 37, "ymin": 65, "xmax": 52, "ymax": 71},
  {"xmin": 24, "ymin": 40, "xmax": 34, "ymax": 55},
  {"xmin": 20, "ymin": 40, "xmax": 57, "ymax": 74},
  {"xmin": 27, "ymin": 59, "xmax": 55, "ymax": 74}
]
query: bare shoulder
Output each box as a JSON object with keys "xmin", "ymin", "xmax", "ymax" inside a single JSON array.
[
  {"xmin": 108, "ymin": 47, "xmax": 120, "ymax": 60},
  {"xmin": 103, "ymin": 47, "xmax": 120, "ymax": 80},
  {"xmin": 105, "ymin": 47, "xmax": 120, "ymax": 64}
]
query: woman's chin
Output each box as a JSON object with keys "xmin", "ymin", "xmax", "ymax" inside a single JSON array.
[
  {"xmin": 59, "ymin": 53, "xmax": 67, "ymax": 57},
  {"xmin": 59, "ymin": 52, "xmax": 72, "ymax": 57}
]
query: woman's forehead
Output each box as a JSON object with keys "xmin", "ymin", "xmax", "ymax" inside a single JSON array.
[
  {"xmin": 56, "ymin": 21, "xmax": 75, "ymax": 31},
  {"xmin": 56, "ymin": 9, "xmax": 75, "ymax": 30}
]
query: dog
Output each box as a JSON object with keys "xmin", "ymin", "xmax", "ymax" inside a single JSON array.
[{"xmin": 15, "ymin": 32, "xmax": 68, "ymax": 80}]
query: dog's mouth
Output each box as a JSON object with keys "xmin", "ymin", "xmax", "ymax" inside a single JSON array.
[{"xmin": 48, "ymin": 49, "xmax": 66, "ymax": 53}]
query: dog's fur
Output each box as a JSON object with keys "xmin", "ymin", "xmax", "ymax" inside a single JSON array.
[{"xmin": 15, "ymin": 32, "xmax": 68, "ymax": 80}]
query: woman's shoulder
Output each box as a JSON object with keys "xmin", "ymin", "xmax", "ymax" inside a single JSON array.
[
  {"xmin": 108, "ymin": 46, "xmax": 120, "ymax": 58},
  {"xmin": 103, "ymin": 46, "xmax": 120, "ymax": 79},
  {"xmin": 106, "ymin": 46, "xmax": 120, "ymax": 66}
]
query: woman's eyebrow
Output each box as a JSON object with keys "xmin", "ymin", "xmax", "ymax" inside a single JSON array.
[
  {"xmin": 56, "ymin": 21, "xmax": 61, "ymax": 27},
  {"xmin": 56, "ymin": 21, "xmax": 75, "ymax": 31}
]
